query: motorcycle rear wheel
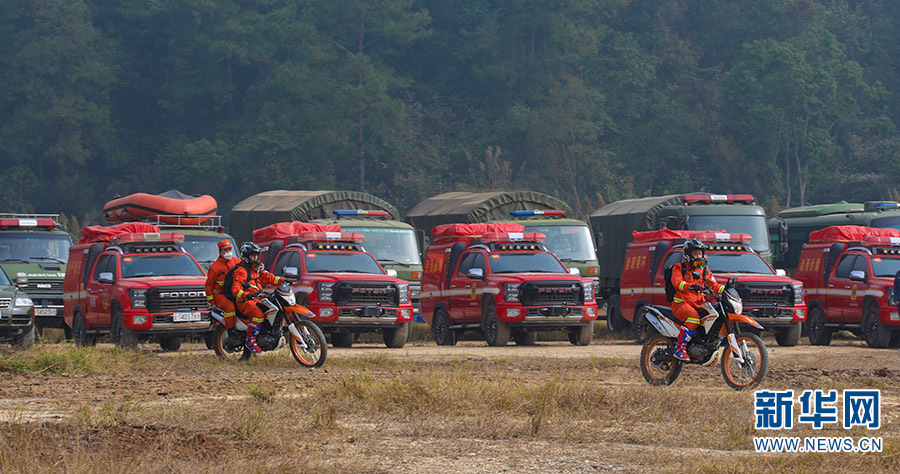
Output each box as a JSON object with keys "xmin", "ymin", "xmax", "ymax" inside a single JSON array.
[
  {"xmin": 640, "ymin": 336, "xmax": 683, "ymax": 386},
  {"xmin": 289, "ymin": 320, "xmax": 327, "ymax": 368},
  {"xmin": 213, "ymin": 326, "xmax": 250, "ymax": 362},
  {"xmin": 721, "ymin": 333, "xmax": 768, "ymax": 390}
]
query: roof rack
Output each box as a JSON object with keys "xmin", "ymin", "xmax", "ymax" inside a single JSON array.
[
  {"xmin": 137, "ymin": 214, "xmax": 224, "ymax": 230},
  {"xmin": 0, "ymin": 213, "xmax": 61, "ymax": 220}
]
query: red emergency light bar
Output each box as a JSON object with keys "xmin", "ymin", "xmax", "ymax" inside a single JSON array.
[
  {"xmin": 482, "ymin": 232, "xmax": 546, "ymax": 243},
  {"xmin": 682, "ymin": 194, "xmax": 756, "ymax": 205},
  {"xmin": 682, "ymin": 231, "xmax": 752, "ymax": 244},
  {"xmin": 864, "ymin": 235, "xmax": 900, "ymax": 247},
  {"xmin": 0, "ymin": 217, "xmax": 58, "ymax": 230},
  {"xmin": 111, "ymin": 232, "xmax": 185, "ymax": 245},
  {"xmin": 298, "ymin": 231, "xmax": 365, "ymax": 244},
  {"xmin": 333, "ymin": 209, "xmax": 390, "ymax": 217},
  {"xmin": 510, "ymin": 210, "xmax": 566, "ymax": 217}
]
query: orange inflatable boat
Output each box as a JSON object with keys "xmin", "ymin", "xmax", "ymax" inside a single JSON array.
[{"xmin": 103, "ymin": 190, "xmax": 217, "ymax": 225}]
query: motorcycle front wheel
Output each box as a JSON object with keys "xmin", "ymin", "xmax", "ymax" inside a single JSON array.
[
  {"xmin": 213, "ymin": 325, "xmax": 251, "ymax": 362},
  {"xmin": 289, "ymin": 320, "xmax": 327, "ymax": 368},
  {"xmin": 640, "ymin": 336, "xmax": 683, "ymax": 386},
  {"xmin": 721, "ymin": 333, "xmax": 768, "ymax": 390}
]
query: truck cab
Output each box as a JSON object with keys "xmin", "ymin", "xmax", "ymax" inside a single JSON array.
[
  {"xmin": 0, "ymin": 214, "xmax": 72, "ymax": 333},
  {"xmin": 420, "ymin": 223, "xmax": 598, "ymax": 347},
  {"xmin": 255, "ymin": 222, "xmax": 414, "ymax": 348},
  {"xmin": 122, "ymin": 214, "xmax": 236, "ymax": 270},
  {"xmin": 501, "ymin": 210, "xmax": 599, "ymax": 283},
  {"xmin": 620, "ymin": 230, "xmax": 806, "ymax": 345},
  {"xmin": 63, "ymin": 224, "xmax": 212, "ymax": 350},
  {"xmin": 796, "ymin": 225, "xmax": 900, "ymax": 348}
]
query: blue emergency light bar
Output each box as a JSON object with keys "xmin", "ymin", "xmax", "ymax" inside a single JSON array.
[
  {"xmin": 333, "ymin": 210, "xmax": 390, "ymax": 217},
  {"xmin": 871, "ymin": 202, "xmax": 900, "ymax": 210},
  {"xmin": 510, "ymin": 210, "xmax": 565, "ymax": 217}
]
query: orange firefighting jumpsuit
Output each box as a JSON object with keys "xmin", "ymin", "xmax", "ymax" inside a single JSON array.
[
  {"xmin": 231, "ymin": 264, "xmax": 283, "ymax": 325},
  {"xmin": 205, "ymin": 255, "xmax": 241, "ymax": 328},
  {"xmin": 670, "ymin": 262, "xmax": 724, "ymax": 331}
]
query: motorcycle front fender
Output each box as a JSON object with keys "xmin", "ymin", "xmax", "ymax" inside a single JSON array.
[{"xmin": 284, "ymin": 304, "xmax": 315, "ymax": 318}]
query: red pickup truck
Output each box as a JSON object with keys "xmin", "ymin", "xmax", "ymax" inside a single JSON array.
[
  {"xmin": 796, "ymin": 225, "xmax": 900, "ymax": 348},
  {"xmin": 63, "ymin": 223, "xmax": 212, "ymax": 350},
  {"xmin": 420, "ymin": 223, "xmax": 598, "ymax": 346}
]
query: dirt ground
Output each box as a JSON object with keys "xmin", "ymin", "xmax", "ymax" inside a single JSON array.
[{"xmin": 1, "ymin": 331, "xmax": 898, "ymax": 473}]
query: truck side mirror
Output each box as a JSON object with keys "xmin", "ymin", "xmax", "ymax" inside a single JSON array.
[
  {"xmin": 678, "ymin": 216, "xmax": 690, "ymax": 230},
  {"xmin": 775, "ymin": 269, "xmax": 787, "ymax": 277},
  {"xmin": 386, "ymin": 269, "xmax": 398, "ymax": 277},
  {"xmin": 779, "ymin": 241, "xmax": 789, "ymax": 255},
  {"xmin": 778, "ymin": 221, "xmax": 789, "ymax": 242},
  {"xmin": 98, "ymin": 272, "xmax": 114, "ymax": 284},
  {"xmin": 283, "ymin": 266, "xmax": 299, "ymax": 279},
  {"xmin": 15, "ymin": 276, "xmax": 27, "ymax": 287},
  {"xmin": 568, "ymin": 268, "xmax": 581, "ymax": 276},
  {"xmin": 849, "ymin": 270, "xmax": 866, "ymax": 282},
  {"xmin": 467, "ymin": 268, "xmax": 484, "ymax": 280}
]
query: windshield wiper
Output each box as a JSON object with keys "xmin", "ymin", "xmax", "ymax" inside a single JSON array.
[
  {"xmin": 1, "ymin": 258, "xmax": 30, "ymax": 263},
  {"xmin": 378, "ymin": 259, "xmax": 413, "ymax": 266},
  {"xmin": 30, "ymin": 256, "xmax": 66, "ymax": 264}
]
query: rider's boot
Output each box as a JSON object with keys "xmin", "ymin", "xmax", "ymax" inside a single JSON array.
[
  {"xmin": 674, "ymin": 327, "xmax": 694, "ymax": 361},
  {"xmin": 246, "ymin": 321, "xmax": 262, "ymax": 353}
]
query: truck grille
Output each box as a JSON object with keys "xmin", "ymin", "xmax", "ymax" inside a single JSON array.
[
  {"xmin": 0, "ymin": 298, "xmax": 10, "ymax": 310},
  {"xmin": 737, "ymin": 284, "xmax": 793, "ymax": 306},
  {"xmin": 519, "ymin": 282, "xmax": 584, "ymax": 306},
  {"xmin": 334, "ymin": 282, "xmax": 398, "ymax": 306},
  {"xmin": 23, "ymin": 281, "xmax": 63, "ymax": 294},
  {"xmin": 146, "ymin": 286, "xmax": 210, "ymax": 313},
  {"xmin": 338, "ymin": 308, "xmax": 398, "ymax": 318}
]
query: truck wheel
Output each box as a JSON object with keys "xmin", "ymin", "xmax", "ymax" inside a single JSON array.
[
  {"xmin": 807, "ymin": 306, "xmax": 832, "ymax": 346},
  {"xmin": 332, "ymin": 332, "xmax": 354, "ymax": 348},
  {"xmin": 889, "ymin": 330, "xmax": 900, "ymax": 349},
  {"xmin": 774, "ymin": 324, "xmax": 801, "ymax": 347},
  {"xmin": 482, "ymin": 306, "xmax": 509, "ymax": 346},
  {"xmin": 569, "ymin": 321, "xmax": 593, "ymax": 346},
  {"xmin": 159, "ymin": 336, "xmax": 182, "ymax": 352},
  {"xmin": 72, "ymin": 311, "xmax": 96, "ymax": 347},
  {"xmin": 432, "ymin": 308, "xmax": 456, "ymax": 346},
  {"xmin": 14, "ymin": 326, "xmax": 35, "ymax": 349},
  {"xmin": 863, "ymin": 306, "xmax": 891, "ymax": 348},
  {"xmin": 606, "ymin": 295, "xmax": 627, "ymax": 333},
  {"xmin": 632, "ymin": 306, "xmax": 652, "ymax": 343},
  {"xmin": 513, "ymin": 331, "xmax": 537, "ymax": 346},
  {"xmin": 383, "ymin": 323, "xmax": 409, "ymax": 348},
  {"xmin": 111, "ymin": 309, "xmax": 138, "ymax": 349}
]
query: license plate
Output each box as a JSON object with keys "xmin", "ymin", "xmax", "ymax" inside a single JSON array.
[
  {"xmin": 172, "ymin": 311, "xmax": 202, "ymax": 322},
  {"xmin": 35, "ymin": 308, "xmax": 56, "ymax": 316}
]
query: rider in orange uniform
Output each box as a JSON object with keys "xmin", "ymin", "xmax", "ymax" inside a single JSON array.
[
  {"xmin": 671, "ymin": 238, "xmax": 724, "ymax": 361},
  {"xmin": 205, "ymin": 240, "xmax": 240, "ymax": 328},
  {"xmin": 231, "ymin": 242, "xmax": 284, "ymax": 353}
]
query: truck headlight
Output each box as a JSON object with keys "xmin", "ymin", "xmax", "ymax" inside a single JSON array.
[
  {"xmin": 504, "ymin": 283, "xmax": 520, "ymax": 302},
  {"xmin": 582, "ymin": 282, "xmax": 594, "ymax": 302},
  {"xmin": 317, "ymin": 282, "xmax": 334, "ymax": 302},
  {"xmin": 398, "ymin": 283, "xmax": 410, "ymax": 304},
  {"xmin": 791, "ymin": 283, "xmax": 803, "ymax": 304},
  {"xmin": 15, "ymin": 297, "xmax": 34, "ymax": 307},
  {"xmin": 130, "ymin": 289, "xmax": 148, "ymax": 309}
]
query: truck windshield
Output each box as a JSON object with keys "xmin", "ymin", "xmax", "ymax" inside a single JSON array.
[
  {"xmin": 522, "ymin": 224, "xmax": 597, "ymax": 262},
  {"xmin": 687, "ymin": 216, "xmax": 770, "ymax": 252},
  {"xmin": 121, "ymin": 254, "xmax": 205, "ymax": 278},
  {"xmin": 706, "ymin": 253, "xmax": 775, "ymax": 274},
  {"xmin": 0, "ymin": 232, "xmax": 73, "ymax": 263},
  {"xmin": 870, "ymin": 256, "xmax": 900, "ymax": 277},
  {"xmin": 870, "ymin": 216, "xmax": 900, "ymax": 229},
  {"xmin": 339, "ymin": 227, "xmax": 421, "ymax": 265},
  {"xmin": 180, "ymin": 235, "xmax": 235, "ymax": 267},
  {"xmin": 305, "ymin": 252, "xmax": 385, "ymax": 274},
  {"xmin": 490, "ymin": 253, "xmax": 568, "ymax": 274}
]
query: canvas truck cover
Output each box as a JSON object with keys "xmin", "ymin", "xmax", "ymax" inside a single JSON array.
[
  {"xmin": 252, "ymin": 222, "xmax": 342, "ymax": 245},
  {"xmin": 809, "ymin": 225, "xmax": 900, "ymax": 243},
  {"xmin": 79, "ymin": 223, "xmax": 161, "ymax": 244},
  {"xmin": 431, "ymin": 223, "xmax": 525, "ymax": 241},
  {"xmin": 229, "ymin": 190, "xmax": 401, "ymax": 244},
  {"xmin": 589, "ymin": 194, "xmax": 685, "ymax": 287},
  {"xmin": 407, "ymin": 191, "xmax": 573, "ymax": 239}
]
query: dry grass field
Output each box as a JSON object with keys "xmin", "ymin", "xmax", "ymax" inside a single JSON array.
[{"xmin": 1, "ymin": 325, "xmax": 898, "ymax": 473}]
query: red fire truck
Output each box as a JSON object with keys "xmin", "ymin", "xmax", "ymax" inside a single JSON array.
[
  {"xmin": 621, "ymin": 229, "xmax": 806, "ymax": 346},
  {"xmin": 63, "ymin": 223, "xmax": 212, "ymax": 350},
  {"xmin": 420, "ymin": 223, "xmax": 599, "ymax": 346},
  {"xmin": 796, "ymin": 225, "xmax": 900, "ymax": 348},
  {"xmin": 254, "ymin": 222, "xmax": 414, "ymax": 348}
]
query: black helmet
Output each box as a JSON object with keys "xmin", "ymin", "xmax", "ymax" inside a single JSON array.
[
  {"xmin": 682, "ymin": 238, "xmax": 708, "ymax": 269},
  {"xmin": 240, "ymin": 242, "xmax": 261, "ymax": 262}
]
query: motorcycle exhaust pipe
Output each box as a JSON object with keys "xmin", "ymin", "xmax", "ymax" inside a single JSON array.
[{"xmin": 288, "ymin": 323, "xmax": 308, "ymax": 349}]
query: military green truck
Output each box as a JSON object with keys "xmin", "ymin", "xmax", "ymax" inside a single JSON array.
[
  {"xmin": 406, "ymin": 191, "xmax": 600, "ymax": 282},
  {"xmin": 230, "ymin": 190, "xmax": 423, "ymax": 312},
  {"xmin": 769, "ymin": 201, "xmax": 900, "ymax": 273},
  {"xmin": 0, "ymin": 214, "xmax": 72, "ymax": 334},
  {"xmin": 589, "ymin": 194, "xmax": 772, "ymax": 332}
]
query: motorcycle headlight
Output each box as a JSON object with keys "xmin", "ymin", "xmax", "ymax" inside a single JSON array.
[
  {"xmin": 317, "ymin": 282, "xmax": 334, "ymax": 302},
  {"xmin": 504, "ymin": 283, "xmax": 520, "ymax": 302},
  {"xmin": 398, "ymin": 283, "xmax": 410, "ymax": 304},
  {"xmin": 15, "ymin": 297, "xmax": 34, "ymax": 307},
  {"xmin": 729, "ymin": 294, "xmax": 743, "ymax": 315},
  {"xmin": 582, "ymin": 282, "xmax": 594, "ymax": 302},
  {"xmin": 129, "ymin": 289, "xmax": 147, "ymax": 309},
  {"xmin": 791, "ymin": 283, "xmax": 803, "ymax": 305}
]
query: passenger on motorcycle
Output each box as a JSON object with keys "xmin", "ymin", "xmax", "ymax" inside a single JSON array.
[
  {"xmin": 231, "ymin": 242, "xmax": 285, "ymax": 353},
  {"xmin": 205, "ymin": 240, "xmax": 241, "ymax": 328},
  {"xmin": 671, "ymin": 238, "xmax": 724, "ymax": 361}
]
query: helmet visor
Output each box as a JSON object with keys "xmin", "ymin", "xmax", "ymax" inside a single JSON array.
[{"xmin": 691, "ymin": 258, "xmax": 707, "ymax": 268}]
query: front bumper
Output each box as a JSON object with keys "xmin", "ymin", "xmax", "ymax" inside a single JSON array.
[
  {"xmin": 124, "ymin": 310, "xmax": 212, "ymax": 335},
  {"xmin": 307, "ymin": 303, "xmax": 414, "ymax": 329},
  {"xmin": 0, "ymin": 306, "xmax": 34, "ymax": 340},
  {"xmin": 496, "ymin": 303, "xmax": 598, "ymax": 326},
  {"xmin": 25, "ymin": 294, "xmax": 65, "ymax": 328},
  {"xmin": 745, "ymin": 305, "xmax": 806, "ymax": 328}
]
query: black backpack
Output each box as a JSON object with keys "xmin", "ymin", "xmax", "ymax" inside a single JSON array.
[
  {"xmin": 664, "ymin": 263, "xmax": 708, "ymax": 302},
  {"xmin": 222, "ymin": 262, "xmax": 253, "ymax": 302}
]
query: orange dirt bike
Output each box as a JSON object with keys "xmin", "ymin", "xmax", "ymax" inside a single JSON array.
[
  {"xmin": 210, "ymin": 281, "xmax": 327, "ymax": 367},
  {"xmin": 637, "ymin": 277, "xmax": 768, "ymax": 390}
]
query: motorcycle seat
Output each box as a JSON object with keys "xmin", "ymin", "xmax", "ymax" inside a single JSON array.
[{"xmin": 650, "ymin": 305, "xmax": 685, "ymax": 326}]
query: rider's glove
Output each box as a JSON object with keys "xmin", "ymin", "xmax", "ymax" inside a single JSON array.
[
  {"xmin": 245, "ymin": 292, "xmax": 260, "ymax": 301},
  {"xmin": 689, "ymin": 284, "xmax": 703, "ymax": 292}
]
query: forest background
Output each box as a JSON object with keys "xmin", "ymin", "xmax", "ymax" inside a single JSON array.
[{"xmin": 3, "ymin": 0, "xmax": 900, "ymax": 230}]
